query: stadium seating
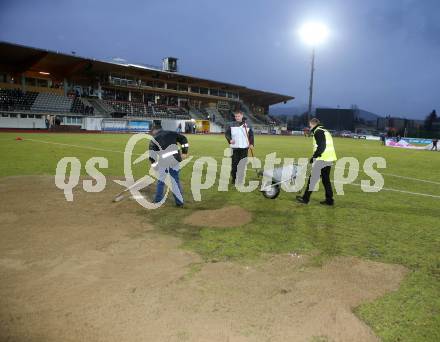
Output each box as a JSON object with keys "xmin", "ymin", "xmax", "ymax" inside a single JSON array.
[
  {"xmin": 236, "ymin": 102, "xmax": 270, "ymax": 126},
  {"xmin": 253, "ymin": 112, "xmax": 275, "ymax": 125},
  {"xmin": 101, "ymin": 99, "xmax": 190, "ymax": 120},
  {"xmin": 70, "ymin": 97, "xmax": 94, "ymax": 115},
  {"xmin": 31, "ymin": 92, "xmax": 73, "ymax": 113},
  {"xmin": 205, "ymin": 107, "xmax": 226, "ymax": 126},
  {"xmin": 87, "ymin": 98, "xmax": 113, "ymax": 116},
  {"xmin": 167, "ymin": 106, "xmax": 191, "ymax": 120},
  {"xmin": 267, "ymin": 115, "xmax": 281, "ymax": 125},
  {"xmin": 188, "ymin": 105, "xmax": 277, "ymax": 127},
  {"xmin": 0, "ymin": 88, "xmax": 38, "ymax": 111},
  {"xmin": 105, "ymin": 100, "xmax": 131, "ymax": 115},
  {"xmin": 145, "ymin": 105, "xmax": 154, "ymax": 117},
  {"xmin": 153, "ymin": 105, "xmax": 169, "ymax": 117},
  {"xmin": 0, "ymin": 88, "xmax": 201, "ymax": 121},
  {"xmin": 131, "ymin": 102, "xmax": 146, "ymax": 116},
  {"xmin": 188, "ymin": 107, "xmax": 206, "ymax": 120}
]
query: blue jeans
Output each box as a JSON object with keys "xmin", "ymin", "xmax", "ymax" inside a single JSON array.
[{"xmin": 154, "ymin": 167, "xmax": 184, "ymax": 206}]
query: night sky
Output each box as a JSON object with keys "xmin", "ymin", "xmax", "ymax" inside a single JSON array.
[{"xmin": 1, "ymin": 0, "xmax": 439, "ymax": 119}]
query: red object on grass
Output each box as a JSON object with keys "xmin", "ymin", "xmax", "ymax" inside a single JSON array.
[{"xmin": 15, "ymin": 137, "xmax": 23, "ymax": 141}]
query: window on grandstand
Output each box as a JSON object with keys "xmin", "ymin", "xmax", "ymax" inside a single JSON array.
[
  {"xmin": 227, "ymin": 92, "xmax": 234, "ymax": 99},
  {"xmin": 218, "ymin": 90, "xmax": 226, "ymax": 97},
  {"xmin": 178, "ymin": 84, "xmax": 188, "ymax": 92},
  {"xmin": 110, "ymin": 77, "xmax": 121, "ymax": 85},
  {"xmin": 210, "ymin": 88, "xmax": 219, "ymax": 96},
  {"xmin": 190, "ymin": 86, "xmax": 200, "ymax": 93},
  {"xmin": 155, "ymin": 81, "xmax": 165, "ymax": 89},
  {"xmin": 167, "ymin": 83, "xmax": 177, "ymax": 91},
  {"xmin": 0, "ymin": 73, "xmax": 7, "ymax": 83},
  {"xmin": 200, "ymin": 87, "xmax": 209, "ymax": 95}
]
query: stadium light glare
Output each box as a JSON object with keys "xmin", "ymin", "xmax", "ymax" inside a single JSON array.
[
  {"xmin": 299, "ymin": 22, "xmax": 329, "ymax": 46},
  {"xmin": 39, "ymin": 71, "xmax": 50, "ymax": 75}
]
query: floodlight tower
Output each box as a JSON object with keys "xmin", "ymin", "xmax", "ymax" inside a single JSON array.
[{"xmin": 299, "ymin": 22, "xmax": 329, "ymax": 122}]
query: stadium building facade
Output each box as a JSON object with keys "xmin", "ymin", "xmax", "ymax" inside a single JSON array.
[{"xmin": 0, "ymin": 42, "xmax": 293, "ymax": 133}]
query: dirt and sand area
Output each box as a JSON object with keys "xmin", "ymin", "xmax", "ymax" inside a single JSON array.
[
  {"xmin": 183, "ymin": 205, "xmax": 252, "ymax": 227},
  {"xmin": 0, "ymin": 176, "xmax": 408, "ymax": 341}
]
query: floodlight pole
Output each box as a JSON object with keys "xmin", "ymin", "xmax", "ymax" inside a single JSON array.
[{"xmin": 307, "ymin": 47, "xmax": 315, "ymax": 122}]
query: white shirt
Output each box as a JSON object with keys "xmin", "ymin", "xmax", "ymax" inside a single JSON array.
[{"xmin": 230, "ymin": 125, "xmax": 250, "ymax": 148}]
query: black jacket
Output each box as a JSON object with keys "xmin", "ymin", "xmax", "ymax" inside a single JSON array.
[
  {"xmin": 149, "ymin": 130, "xmax": 189, "ymax": 166},
  {"xmin": 311, "ymin": 125, "xmax": 326, "ymax": 159},
  {"xmin": 225, "ymin": 120, "xmax": 254, "ymax": 146}
]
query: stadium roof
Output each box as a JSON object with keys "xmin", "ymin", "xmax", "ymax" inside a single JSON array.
[{"xmin": 0, "ymin": 41, "xmax": 294, "ymax": 106}]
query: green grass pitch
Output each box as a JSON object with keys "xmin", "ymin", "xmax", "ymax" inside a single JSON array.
[{"xmin": 0, "ymin": 132, "xmax": 439, "ymax": 341}]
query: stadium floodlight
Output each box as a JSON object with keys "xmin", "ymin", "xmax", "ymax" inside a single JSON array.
[
  {"xmin": 299, "ymin": 22, "xmax": 329, "ymax": 122},
  {"xmin": 299, "ymin": 22, "xmax": 329, "ymax": 46}
]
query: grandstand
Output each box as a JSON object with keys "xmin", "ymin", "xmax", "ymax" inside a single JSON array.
[{"xmin": 0, "ymin": 41, "xmax": 293, "ymax": 132}]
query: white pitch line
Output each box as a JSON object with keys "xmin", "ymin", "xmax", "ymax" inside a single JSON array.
[
  {"xmin": 333, "ymin": 165, "xmax": 440, "ymax": 186},
  {"xmin": 379, "ymin": 172, "xmax": 440, "ymax": 186},
  {"xmin": 345, "ymin": 182, "xmax": 440, "ymax": 199},
  {"xmin": 24, "ymin": 138, "xmax": 142, "ymax": 156},
  {"xmin": 21, "ymin": 138, "xmax": 440, "ymax": 193}
]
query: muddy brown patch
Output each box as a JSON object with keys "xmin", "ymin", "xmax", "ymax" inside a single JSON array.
[
  {"xmin": 183, "ymin": 205, "xmax": 252, "ymax": 227},
  {"xmin": 154, "ymin": 255, "xmax": 407, "ymax": 342},
  {"xmin": 0, "ymin": 176, "xmax": 408, "ymax": 342}
]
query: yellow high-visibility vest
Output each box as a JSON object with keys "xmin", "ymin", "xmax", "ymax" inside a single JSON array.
[{"xmin": 313, "ymin": 127, "xmax": 337, "ymax": 161}]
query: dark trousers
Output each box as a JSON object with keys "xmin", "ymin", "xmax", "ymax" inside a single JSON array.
[
  {"xmin": 231, "ymin": 148, "xmax": 248, "ymax": 182},
  {"xmin": 303, "ymin": 162, "xmax": 334, "ymax": 203},
  {"xmin": 154, "ymin": 167, "xmax": 183, "ymax": 205}
]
